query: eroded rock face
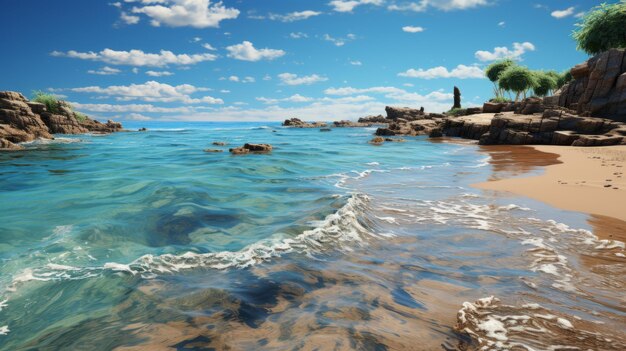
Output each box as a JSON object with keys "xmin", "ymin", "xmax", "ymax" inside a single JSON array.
[
  {"xmin": 0, "ymin": 90, "xmax": 124, "ymax": 150},
  {"xmin": 357, "ymin": 115, "xmax": 387, "ymax": 124},
  {"xmin": 385, "ymin": 106, "xmax": 428, "ymax": 121},
  {"xmin": 545, "ymin": 49, "xmax": 626, "ymax": 122}
]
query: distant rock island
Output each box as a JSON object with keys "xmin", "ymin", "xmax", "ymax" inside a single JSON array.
[{"xmin": 0, "ymin": 91, "xmax": 123, "ymax": 150}]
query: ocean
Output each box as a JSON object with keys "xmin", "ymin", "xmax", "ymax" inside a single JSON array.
[{"xmin": 0, "ymin": 122, "xmax": 624, "ymax": 350}]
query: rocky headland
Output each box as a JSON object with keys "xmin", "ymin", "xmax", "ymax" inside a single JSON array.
[{"xmin": 0, "ymin": 91, "xmax": 123, "ymax": 150}]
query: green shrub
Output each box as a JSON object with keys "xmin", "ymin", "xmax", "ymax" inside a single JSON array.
[
  {"xmin": 498, "ymin": 66, "xmax": 537, "ymax": 101},
  {"xmin": 74, "ymin": 112, "xmax": 88, "ymax": 123},
  {"xmin": 532, "ymin": 71, "xmax": 558, "ymax": 97},
  {"xmin": 32, "ymin": 90, "xmax": 62, "ymax": 114},
  {"xmin": 489, "ymin": 96, "xmax": 511, "ymax": 103},
  {"xmin": 556, "ymin": 70, "xmax": 573, "ymax": 89},
  {"xmin": 573, "ymin": 1, "xmax": 626, "ymax": 55},
  {"xmin": 446, "ymin": 108, "xmax": 466, "ymax": 116}
]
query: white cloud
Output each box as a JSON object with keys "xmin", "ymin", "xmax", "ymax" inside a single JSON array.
[
  {"xmin": 551, "ymin": 7, "xmax": 575, "ymax": 19},
  {"xmin": 130, "ymin": 0, "xmax": 240, "ymax": 28},
  {"xmin": 87, "ymin": 66, "xmax": 121, "ymax": 75},
  {"xmin": 268, "ymin": 10, "xmax": 322, "ymax": 22},
  {"xmin": 125, "ymin": 113, "xmax": 153, "ymax": 121},
  {"xmin": 402, "ymin": 25, "xmax": 424, "ymax": 33},
  {"xmin": 498, "ymin": 21, "xmax": 505, "ymax": 27},
  {"xmin": 323, "ymin": 33, "xmax": 356, "ymax": 46},
  {"xmin": 388, "ymin": 0, "xmax": 488, "ymax": 12},
  {"xmin": 220, "ymin": 89, "xmax": 230, "ymax": 93},
  {"xmin": 71, "ymin": 102, "xmax": 193, "ymax": 114},
  {"xmin": 350, "ymin": 60, "xmax": 362, "ymax": 66},
  {"xmin": 398, "ymin": 64, "xmax": 484, "ymax": 79},
  {"xmin": 474, "ymin": 42, "xmax": 535, "ymax": 61},
  {"xmin": 202, "ymin": 43, "xmax": 217, "ymax": 51},
  {"xmin": 278, "ymin": 73, "xmax": 328, "ymax": 86},
  {"xmin": 257, "ymin": 94, "xmax": 314, "ymax": 104},
  {"xmin": 289, "ymin": 32, "xmax": 308, "ymax": 39},
  {"xmin": 263, "ymin": 74, "xmax": 272, "ymax": 81},
  {"xmin": 120, "ymin": 12, "xmax": 140, "ymax": 24},
  {"xmin": 226, "ymin": 41, "xmax": 285, "ymax": 61},
  {"xmin": 69, "ymin": 81, "xmax": 223, "ymax": 104},
  {"xmin": 228, "ymin": 75, "xmax": 255, "ymax": 83},
  {"xmin": 192, "ymin": 37, "xmax": 202, "ymax": 42},
  {"xmin": 329, "ymin": 0, "xmax": 384, "ymax": 12},
  {"xmin": 146, "ymin": 70, "xmax": 174, "ymax": 77},
  {"xmin": 323, "ymin": 85, "xmax": 453, "ymax": 109},
  {"xmin": 51, "ymin": 48, "xmax": 217, "ymax": 67}
]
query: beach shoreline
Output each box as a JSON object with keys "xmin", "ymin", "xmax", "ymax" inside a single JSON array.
[{"xmin": 474, "ymin": 144, "xmax": 626, "ymax": 223}]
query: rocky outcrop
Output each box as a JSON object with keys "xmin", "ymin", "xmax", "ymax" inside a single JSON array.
[
  {"xmin": 385, "ymin": 106, "xmax": 427, "ymax": 121},
  {"xmin": 544, "ymin": 48, "xmax": 626, "ymax": 122},
  {"xmin": 229, "ymin": 143, "xmax": 273, "ymax": 154},
  {"xmin": 478, "ymin": 110, "xmax": 625, "ymax": 146},
  {"xmin": 282, "ymin": 118, "xmax": 327, "ymax": 128},
  {"xmin": 0, "ymin": 90, "xmax": 123, "ymax": 150},
  {"xmin": 357, "ymin": 115, "xmax": 387, "ymax": 124},
  {"xmin": 453, "ymin": 86, "xmax": 461, "ymax": 109},
  {"xmin": 375, "ymin": 118, "xmax": 442, "ymax": 136}
]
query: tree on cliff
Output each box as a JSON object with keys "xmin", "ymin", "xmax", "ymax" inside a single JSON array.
[
  {"xmin": 498, "ymin": 66, "xmax": 537, "ymax": 102},
  {"xmin": 485, "ymin": 59, "xmax": 515, "ymax": 99},
  {"xmin": 532, "ymin": 71, "xmax": 558, "ymax": 97},
  {"xmin": 573, "ymin": 1, "xmax": 626, "ymax": 55}
]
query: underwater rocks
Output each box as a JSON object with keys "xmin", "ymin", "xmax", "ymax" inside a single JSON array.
[
  {"xmin": 0, "ymin": 90, "xmax": 123, "ymax": 150},
  {"xmin": 545, "ymin": 48, "xmax": 626, "ymax": 122},
  {"xmin": 229, "ymin": 143, "xmax": 273, "ymax": 154}
]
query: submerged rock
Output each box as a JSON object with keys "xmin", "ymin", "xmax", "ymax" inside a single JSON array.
[
  {"xmin": 204, "ymin": 149, "xmax": 223, "ymax": 153},
  {"xmin": 370, "ymin": 136, "xmax": 384, "ymax": 145},
  {"xmin": 282, "ymin": 118, "xmax": 327, "ymax": 128},
  {"xmin": 212, "ymin": 141, "xmax": 228, "ymax": 146},
  {"xmin": 229, "ymin": 143, "xmax": 273, "ymax": 154}
]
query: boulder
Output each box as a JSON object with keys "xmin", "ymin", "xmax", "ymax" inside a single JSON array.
[
  {"xmin": 483, "ymin": 102, "xmax": 504, "ymax": 113},
  {"xmin": 229, "ymin": 143, "xmax": 273, "ymax": 154},
  {"xmin": 40, "ymin": 112, "xmax": 89, "ymax": 134},
  {"xmin": 516, "ymin": 97, "xmax": 545, "ymax": 115},
  {"xmin": 204, "ymin": 149, "xmax": 223, "ymax": 153},
  {"xmin": 0, "ymin": 137, "xmax": 23, "ymax": 150},
  {"xmin": 369, "ymin": 136, "xmax": 385, "ymax": 145},
  {"xmin": 282, "ymin": 118, "xmax": 326, "ymax": 128},
  {"xmin": 212, "ymin": 141, "xmax": 227, "ymax": 146}
]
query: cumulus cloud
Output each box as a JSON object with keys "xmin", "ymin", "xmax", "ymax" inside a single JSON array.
[
  {"xmin": 226, "ymin": 41, "xmax": 285, "ymax": 61},
  {"xmin": 289, "ymin": 32, "xmax": 308, "ymax": 39},
  {"xmin": 329, "ymin": 0, "xmax": 384, "ymax": 12},
  {"xmin": 69, "ymin": 81, "xmax": 223, "ymax": 104},
  {"xmin": 130, "ymin": 0, "xmax": 240, "ymax": 28},
  {"xmin": 71, "ymin": 102, "xmax": 193, "ymax": 114},
  {"xmin": 323, "ymin": 85, "xmax": 453, "ymax": 109},
  {"xmin": 257, "ymin": 94, "xmax": 314, "ymax": 104},
  {"xmin": 124, "ymin": 113, "xmax": 153, "ymax": 121},
  {"xmin": 398, "ymin": 64, "xmax": 484, "ymax": 79},
  {"xmin": 474, "ymin": 42, "xmax": 535, "ymax": 61},
  {"xmin": 323, "ymin": 33, "xmax": 356, "ymax": 46},
  {"xmin": 87, "ymin": 66, "xmax": 121, "ymax": 75},
  {"xmin": 551, "ymin": 7, "xmax": 575, "ymax": 19},
  {"xmin": 278, "ymin": 73, "xmax": 328, "ymax": 85},
  {"xmin": 350, "ymin": 60, "xmax": 362, "ymax": 65},
  {"xmin": 146, "ymin": 70, "xmax": 174, "ymax": 77},
  {"xmin": 268, "ymin": 10, "xmax": 322, "ymax": 22},
  {"xmin": 228, "ymin": 75, "xmax": 255, "ymax": 83},
  {"xmin": 202, "ymin": 43, "xmax": 217, "ymax": 51},
  {"xmin": 402, "ymin": 26, "xmax": 424, "ymax": 33},
  {"xmin": 388, "ymin": 0, "xmax": 488, "ymax": 12},
  {"xmin": 120, "ymin": 12, "xmax": 140, "ymax": 24},
  {"xmin": 51, "ymin": 48, "xmax": 217, "ymax": 67}
]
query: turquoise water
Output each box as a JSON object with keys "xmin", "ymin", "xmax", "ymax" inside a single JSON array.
[{"xmin": 0, "ymin": 123, "xmax": 624, "ymax": 350}]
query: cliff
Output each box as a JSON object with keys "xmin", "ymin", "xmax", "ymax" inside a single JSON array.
[
  {"xmin": 0, "ymin": 91, "xmax": 122, "ymax": 150},
  {"xmin": 545, "ymin": 48, "xmax": 626, "ymax": 122}
]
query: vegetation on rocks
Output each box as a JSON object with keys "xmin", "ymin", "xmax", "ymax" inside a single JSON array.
[
  {"xmin": 32, "ymin": 91, "xmax": 63, "ymax": 114},
  {"xmin": 573, "ymin": 1, "xmax": 626, "ymax": 55},
  {"xmin": 532, "ymin": 71, "xmax": 558, "ymax": 97},
  {"xmin": 485, "ymin": 59, "xmax": 515, "ymax": 99}
]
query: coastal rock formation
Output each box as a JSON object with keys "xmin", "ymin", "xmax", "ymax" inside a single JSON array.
[
  {"xmin": 453, "ymin": 86, "xmax": 461, "ymax": 109},
  {"xmin": 282, "ymin": 118, "xmax": 327, "ymax": 128},
  {"xmin": 357, "ymin": 115, "xmax": 387, "ymax": 124},
  {"xmin": 479, "ymin": 110, "xmax": 626, "ymax": 146},
  {"xmin": 385, "ymin": 106, "xmax": 427, "ymax": 121},
  {"xmin": 544, "ymin": 48, "xmax": 626, "ymax": 122},
  {"xmin": 229, "ymin": 143, "xmax": 273, "ymax": 154},
  {"xmin": 0, "ymin": 90, "xmax": 123, "ymax": 150}
]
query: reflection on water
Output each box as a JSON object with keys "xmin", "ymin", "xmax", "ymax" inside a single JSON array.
[
  {"xmin": 0, "ymin": 124, "xmax": 624, "ymax": 350},
  {"xmin": 479, "ymin": 145, "xmax": 562, "ymax": 181}
]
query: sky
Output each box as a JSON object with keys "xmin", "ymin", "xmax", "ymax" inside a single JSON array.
[{"xmin": 0, "ymin": 0, "xmax": 606, "ymax": 122}]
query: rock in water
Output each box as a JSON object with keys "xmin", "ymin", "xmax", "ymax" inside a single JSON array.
[
  {"xmin": 453, "ymin": 86, "xmax": 462, "ymax": 109},
  {"xmin": 229, "ymin": 143, "xmax": 273, "ymax": 154}
]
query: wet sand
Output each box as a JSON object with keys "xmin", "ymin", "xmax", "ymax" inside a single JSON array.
[{"xmin": 476, "ymin": 145, "xmax": 626, "ymax": 222}]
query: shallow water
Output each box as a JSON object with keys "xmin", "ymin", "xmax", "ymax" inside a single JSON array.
[{"xmin": 0, "ymin": 122, "xmax": 624, "ymax": 350}]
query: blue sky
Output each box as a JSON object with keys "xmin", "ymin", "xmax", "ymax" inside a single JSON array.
[{"xmin": 0, "ymin": 0, "xmax": 605, "ymax": 122}]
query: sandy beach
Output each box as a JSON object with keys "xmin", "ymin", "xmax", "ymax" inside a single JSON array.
[{"xmin": 476, "ymin": 145, "xmax": 626, "ymax": 223}]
